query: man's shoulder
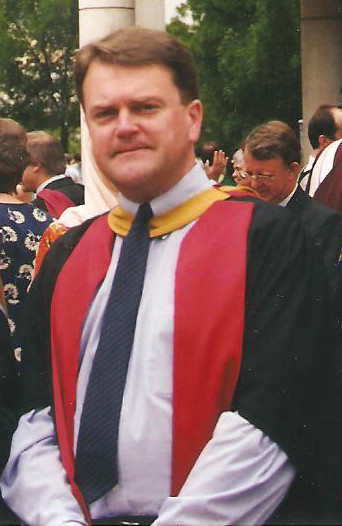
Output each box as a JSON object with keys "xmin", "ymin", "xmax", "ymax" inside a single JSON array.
[
  {"xmin": 308, "ymin": 195, "xmax": 342, "ymax": 220},
  {"xmin": 225, "ymin": 194, "xmax": 297, "ymax": 228},
  {"xmin": 46, "ymin": 176, "xmax": 84, "ymax": 195},
  {"xmin": 49, "ymin": 213, "xmax": 106, "ymax": 254},
  {"xmin": 32, "ymin": 214, "xmax": 109, "ymax": 297},
  {"xmin": 205, "ymin": 195, "xmax": 304, "ymax": 252},
  {"xmin": 47, "ymin": 176, "xmax": 82, "ymax": 189},
  {"xmin": 312, "ymin": 138, "xmax": 342, "ymax": 181},
  {"xmin": 291, "ymin": 186, "xmax": 342, "ymax": 223},
  {"xmin": 44, "ymin": 176, "xmax": 85, "ymax": 206}
]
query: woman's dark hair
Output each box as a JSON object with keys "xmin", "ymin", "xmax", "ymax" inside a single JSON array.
[{"xmin": 0, "ymin": 119, "xmax": 29, "ymax": 194}]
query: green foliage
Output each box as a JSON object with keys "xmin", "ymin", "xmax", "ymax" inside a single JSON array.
[
  {"xmin": 0, "ymin": 0, "xmax": 79, "ymax": 150},
  {"xmin": 167, "ymin": 0, "xmax": 301, "ymax": 154}
]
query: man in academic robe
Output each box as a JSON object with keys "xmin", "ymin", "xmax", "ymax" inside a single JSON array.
[
  {"xmin": 22, "ymin": 131, "xmax": 85, "ymax": 218},
  {"xmin": 303, "ymin": 137, "xmax": 342, "ymax": 213},
  {"xmin": 1, "ymin": 28, "xmax": 341, "ymax": 526},
  {"xmin": 243, "ymin": 120, "xmax": 342, "ymax": 294},
  {"xmin": 299, "ymin": 104, "xmax": 342, "ymax": 192},
  {"xmin": 299, "ymin": 105, "xmax": 342, "ymax": 212}
]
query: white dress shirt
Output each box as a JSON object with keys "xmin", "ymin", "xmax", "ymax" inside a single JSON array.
[
  {"xmin": 1, "ymin": 164, "xmax": 295, "ymax": 525},
  {"xmin": 300, "ymin": 139, "xmax": 342, "ymax": 196},
  {"xmin": 279, "ymin": 184, "xmax": 298, "ymax": 207},
  {"xmin": 36, "ymin": 174, "xmax": 69, "ymax": 195}
]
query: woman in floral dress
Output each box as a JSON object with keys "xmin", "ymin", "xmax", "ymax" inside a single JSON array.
[{"xmin": 0, "ymin": 119, "xmax": 52, "ymax": 366}]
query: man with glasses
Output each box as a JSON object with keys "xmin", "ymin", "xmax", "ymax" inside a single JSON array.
[{"xmin": 244, "ymin": 120, "xmax": 342, "ymax": 291}]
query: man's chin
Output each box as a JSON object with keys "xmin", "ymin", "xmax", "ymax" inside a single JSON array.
[
  {"xmin": 105, "ymin": 169, "xmax": 149, "ymax": 192},
  {"xmin": 258, "ymin": 192, "xmax": 272, "ymax": 202}
]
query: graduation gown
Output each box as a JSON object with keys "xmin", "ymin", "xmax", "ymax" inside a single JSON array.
[{"xmin": 21, "ymin": 196, "xmax": 342, "ymax": 524}]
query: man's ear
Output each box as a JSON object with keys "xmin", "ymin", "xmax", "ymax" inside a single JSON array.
[
  {"xmin": 290, "ymin": 162, "xmax": 300, "ymax": 179},
  {"xmin": 187, "ymin": 99, "xmax": 202, "ymax": 144},
  {"xmin": 318, "ymin": 134, "xmax": 332, "ymax": 149}
]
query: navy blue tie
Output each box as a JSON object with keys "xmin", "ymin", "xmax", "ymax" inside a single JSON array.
[{"xmin": 74, "ymin": 203, "xmax": 153, "ymax": 505}]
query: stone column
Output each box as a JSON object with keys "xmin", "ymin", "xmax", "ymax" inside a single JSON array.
[
  {"xmin": 135, "ymin": 0, "xmax": 165, "ymax": 30},
  {"xmin": 79, "ymin": 0, "xmax": 135, "ymax": 46},
  {"xmin": 78, "ymin": 1, "xmax": 135, "ymax": 215},
  {"xmin": 301, "ymin": 0, "xmax": 342, "ymax": 161}
]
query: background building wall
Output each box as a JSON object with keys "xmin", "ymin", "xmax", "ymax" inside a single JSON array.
[{"xmin": 301, "ymin": 0, "xmax": 342, "ymax": 160}]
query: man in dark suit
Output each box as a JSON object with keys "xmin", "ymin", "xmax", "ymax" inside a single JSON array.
[
  {"xmin": 21, "ymin": 131, "xmax": 84, "ymax": 218},
  {"xmin": 243, "ymin": 120, "xmax": 342, "ymax": 292}
]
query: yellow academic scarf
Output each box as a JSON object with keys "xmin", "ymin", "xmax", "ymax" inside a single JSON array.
[{"xmin": 107, "ymin": 185, "xmax": 257, "ymax": 237}]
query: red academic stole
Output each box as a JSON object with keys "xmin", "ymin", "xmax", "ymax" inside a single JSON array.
[
  {"xmin": 37, "ymin": 188, "xmax": 75, "ymax": 218},
  {"xmin": 313, "ymin": 141, "xmax": 342, "ymax": 212},
  {"xmin": 49, "ymin": 200, "xmax": 252, "ymax": 517}
]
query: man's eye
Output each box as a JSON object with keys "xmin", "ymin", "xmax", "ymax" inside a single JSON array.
[
  {"xmin": 135, "ymin": 104, "xmax": 158, "ymax": 113},
  {"xmin": 96, "ymin": 109, "xmax": 117, "ymax": 119}
]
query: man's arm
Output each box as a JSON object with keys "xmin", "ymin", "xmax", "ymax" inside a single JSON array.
[
  {"xmin": 154, "ymin": 412, "xmax": 295, "ymax": 526},
  {"xmin": 157, "ymin": 203, "xmax": 340, "ymax": 525},
  {"xmin": 1, "ymin": 407, "xmax": 85, "ymax": 526}
]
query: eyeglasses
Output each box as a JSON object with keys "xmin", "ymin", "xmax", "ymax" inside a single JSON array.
[{"xmin": 239, "ymin": 171, "xmax": 274, "ymax": 181}]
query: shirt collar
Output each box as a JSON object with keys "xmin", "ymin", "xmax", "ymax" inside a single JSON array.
[
  {"xmin": 279, "ymin": 183, "xmax": 298, "ymax": 207},
  {"xmin": 303, "ymin": 155, "xmax": 315, "ymax": 172},
  {"xmin": 36, "ymin": 174, "xmax": 67, "ymax": 194},
  {"xmin": 117, "ymin": 163, "xmax": 212, "ymax": 218}
]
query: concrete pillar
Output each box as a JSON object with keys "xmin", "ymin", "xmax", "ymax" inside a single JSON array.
[
  {"xmin": 79, "ymin": 0, "xmax": 135, "ymax": 46},
  {"xmin": 301, "ymin": 0, "xmax": 342, "ymax": 161},
  {"xmin": 135, "ymin": 0, "xmax": 165, "ymax": 30},
  {"xmin": 77, "ymin": 0, "xmax": 167, "ymax": 216},
  {"xmin": 78, "ymin": 1, "xmax": 135, "ymax": 215}
]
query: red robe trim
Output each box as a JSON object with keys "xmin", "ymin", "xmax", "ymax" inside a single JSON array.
[
  {"xmin": 313, "ymin": 141, "xmax": 342, "ymax": 212},
  {"xmin": 49, "ymin": 201, "xmax": 252, "ymax": 516},
  {"xmin": 172, "ymin": 200, "xmax": 251, "ymax": 495},
  {"xmin": 37, "ymin": 188, "xmax": 75, "ymax": 219},
  {"xmin": 50, "ymin": 214, "xmax": 113, "ymax": 520}
]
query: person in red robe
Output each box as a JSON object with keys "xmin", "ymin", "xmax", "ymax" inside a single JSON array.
[{"xmin": 1, "ymin": 28, "xmax": 341, "ymax": 526}]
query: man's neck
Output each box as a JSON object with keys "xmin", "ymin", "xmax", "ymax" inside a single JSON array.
[
  {"xmin": 278, "ymin": 183, "xmax": 298, "ymax": 207},
  {"xmin": 118, "ymin": 163, "xmax": 211, "ymax": 218}
]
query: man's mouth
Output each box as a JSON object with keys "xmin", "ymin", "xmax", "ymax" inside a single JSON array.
[{"xmin": 115, "ymin": 145, "xmax": 149, "ymax": 156}]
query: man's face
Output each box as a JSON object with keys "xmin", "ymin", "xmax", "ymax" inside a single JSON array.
[
  {"xmin": 232, "ymin": 160, "xmax": 247, "ymax": 185},
  {"xmin": 83, "ymin": 62, "xmax": 202, "ymax": 202},
  {"xmin": 243, "ymin": 148, "xmax": 298, "ymax": 204}
]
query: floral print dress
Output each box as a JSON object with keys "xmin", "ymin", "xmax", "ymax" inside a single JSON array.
[{"xmin": 0, "ymin": 204, "xmax": 53, "ymax": 364}]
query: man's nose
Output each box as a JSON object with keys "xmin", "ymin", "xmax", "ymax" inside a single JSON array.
[
  {"xmin": 250, "ymin": 177, "xmax": 261, "ymax": 190},
  {"xmin": 116, "ymin": 109, "xmax": 137, "ymax": 135}
]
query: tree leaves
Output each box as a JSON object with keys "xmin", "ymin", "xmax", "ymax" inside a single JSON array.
[
  {"xmin": 0, "ymin": 0, "xmax": 79, "ymax": 150},
  {"xmin": 168, "ymin": 0, "xmax": 301, "ymax": 154}
]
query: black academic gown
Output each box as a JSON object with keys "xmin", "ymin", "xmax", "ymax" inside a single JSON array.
[
  {"xmin": 0, "ymin": 309, "xmax": 21, "ymax": 525},
  {"xmin": 286, "ymin": 185, "xmax": 342, "ymax": 292},
  {"xmin": 21, "ymin": 197, "xmax": 342, "ymax": 525},
  {"xmin": 32, "ymin": 176, "xmax": 84, "ymax": 212}
]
